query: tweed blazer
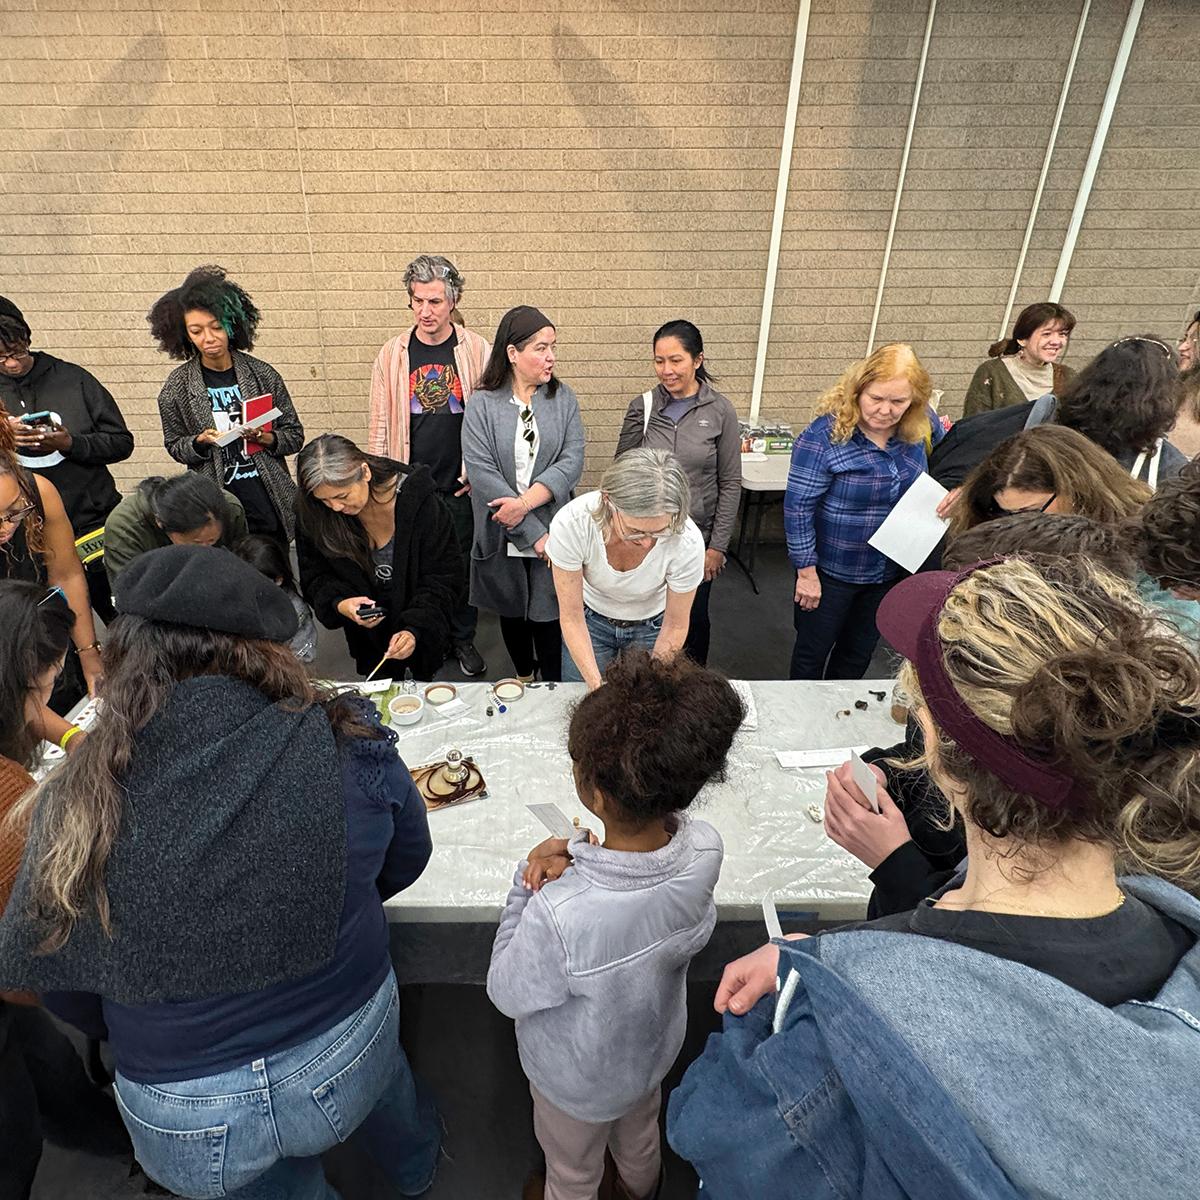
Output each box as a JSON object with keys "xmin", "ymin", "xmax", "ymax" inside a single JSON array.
[
  {"xmin": 156, "ymin": 350, "xmax": 304, "ymax": 540},
  {"xmin": 462, "ymin": 381, "xmax": 585, "ymax": 621}
]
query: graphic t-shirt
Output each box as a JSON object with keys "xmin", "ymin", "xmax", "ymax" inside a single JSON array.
[
  {"xmin": 407, "ymin": 330, "xmax": 464, "ymax": 494},
  {"xmin": 201, "ymin": 365, "xmax": 279, "ymax": 538}
]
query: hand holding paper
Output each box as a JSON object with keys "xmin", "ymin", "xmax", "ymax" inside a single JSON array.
[{"xmin": 868, "ymin": 472, "xmax": 950, "ymax": 574}]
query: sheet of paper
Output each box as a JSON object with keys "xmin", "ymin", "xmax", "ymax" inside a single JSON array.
[
  {"xmin": 527, "ymin": 803, "xmax": 577, "ymax": 839},
  {"xmin": 850, "ymin": 750, "xmax": 881, "ymax": 814},
  {"xmin": 430, "ymin": 696, "xmax": 468, "ymax": 716},
  {"xmin": 214, "ymin": 406, "xmax": 282, "ymax": 447},
  {"xmin": 867, "ymin": 471, "xmax": 950, "ymax": 574},
  {"xmin": 762, "ymin": 891, "xmax": 783, "ymax": 941},
  {"xmin": 776, "ymin": 747, "xmax": 867, "ymax": 770}
]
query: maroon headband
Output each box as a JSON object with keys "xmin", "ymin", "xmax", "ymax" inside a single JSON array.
[{"xmin": 877, "ymin": 562, "xmax": 1088, "ymax": 810}]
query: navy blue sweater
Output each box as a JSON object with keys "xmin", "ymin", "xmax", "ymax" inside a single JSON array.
[{"xmin": 48, "ymin": 708, "xmax": 431, "ymax": 1083}]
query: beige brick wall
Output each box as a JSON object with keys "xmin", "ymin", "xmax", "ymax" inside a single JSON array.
[{"xmin": 3, "ymin": 0, "xmax": 1197, "ymax": 494}]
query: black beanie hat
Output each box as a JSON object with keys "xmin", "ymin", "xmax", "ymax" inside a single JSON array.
[
  {"xmin": 114, "ymin": 544, "xmax": 299, "ymax": 642},
  {"xmin": 0, "ymin": 297, "xmax": 31, "ymax": 344}
]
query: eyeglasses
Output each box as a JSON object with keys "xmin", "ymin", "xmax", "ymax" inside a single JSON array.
[
  {"xmin": 0, "ymin": 345, "xmax": 30, "ymax": 364},
  {"xmin": 986, "ymin": 492, "xmax": 1057, "ymax": 520},
  {"xmin": 610, "ymin": 505, "xmax": 673, "ymax": 543},
  {"xmin": 0, "ymin": 503, "xmax": 36, "ymax": 527},
  {"xmin": 519, "ymin": 406, "xmax": 536, "ymax": 450}
]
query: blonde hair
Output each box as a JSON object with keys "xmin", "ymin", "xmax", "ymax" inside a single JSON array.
[
  {"xmin": 818, "ymin": 342, "xmax": 934, "ymax": 445},
  {"xmin": 898, "ymin": 557, "xmax": 1200, "ymax": 889}
]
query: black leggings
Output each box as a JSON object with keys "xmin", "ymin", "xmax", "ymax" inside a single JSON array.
[{"xmin": 498, "ymin": 617, "xmax": 562, "ymax": 681}]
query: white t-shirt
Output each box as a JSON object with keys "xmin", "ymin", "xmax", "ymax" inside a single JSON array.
[
  {"xmin": 546, "ymin": 491, "xmax": 705, "ymax": 620},
  {"xmin": 508, "ymin": 393, "xmax": 541, "ymax": 558}
]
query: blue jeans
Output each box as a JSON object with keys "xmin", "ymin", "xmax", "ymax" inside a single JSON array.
[
  {"xmin": 562, "ymin": 606, "xmax": 663, "ymax": 682},
  {"xmin": 113, "ymin": 972, "xmax": 439, "ymax": 1200},
  {"xmin": 789, "ymin": 570, "xmax": 895, "ymax": 680}
]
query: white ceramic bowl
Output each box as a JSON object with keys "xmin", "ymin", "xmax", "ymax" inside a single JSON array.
[{"xmin": 387, "ymin": 693, "xmax": 425, "ymax": 726}]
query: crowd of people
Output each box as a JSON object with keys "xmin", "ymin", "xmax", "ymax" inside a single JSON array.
[{"xmin": 0, "ymin": 263, "xmax": 1199, "ymax": 1199}]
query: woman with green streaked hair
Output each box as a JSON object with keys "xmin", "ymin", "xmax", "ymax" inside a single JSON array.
[{"xmin": 148, "ymin": 265, "xmax": 304, "ymax": 547}]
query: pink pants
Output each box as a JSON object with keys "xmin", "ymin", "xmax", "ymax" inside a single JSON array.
[{"xmin": 530, "ymin": 1082, "xmax": 662, "ymax": 1200}]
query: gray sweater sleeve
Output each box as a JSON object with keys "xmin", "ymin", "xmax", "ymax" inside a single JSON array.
[
  {"xmin": 487, "ymin": 867, "xmax": 572, "ymax": 1020},
  {"xmin": 709, "ymin": 402, "xmax": 743, "ymax": 554}
]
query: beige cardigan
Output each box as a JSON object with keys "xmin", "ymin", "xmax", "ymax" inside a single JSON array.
[{"xmin": 366, "ymin": 325, "xmax": 491, "ymax": 466}]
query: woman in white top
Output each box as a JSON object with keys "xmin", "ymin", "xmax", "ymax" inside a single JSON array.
[
  {"xmin": 962, "ymin": 302, "xmax": 1075, "ymax": 418},
  {"xmin": 547, "ymin": 448, "xmax": 704, "ymax": 689},
  {"xmin": 462, "ymin": 306, "xmax": 585, "ymax": 682}
]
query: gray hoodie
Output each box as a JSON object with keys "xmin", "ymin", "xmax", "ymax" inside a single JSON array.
[{"xmin": 487, "ymin": 817, "xmax": 722, "ymax": 1123}]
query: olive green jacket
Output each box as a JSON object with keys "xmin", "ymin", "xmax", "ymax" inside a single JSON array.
[
  {"xmin": 104, "ymin": 487, "xmax": 248, "ymax": 585},
  {"xmin": 962, "ymin": 358, "xmax": 1074, "ymax": 418}
]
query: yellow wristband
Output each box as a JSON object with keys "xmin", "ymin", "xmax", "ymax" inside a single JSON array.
[{"xmin": 58, "ymin": 725, "xmax": 83, "ymax": 751}]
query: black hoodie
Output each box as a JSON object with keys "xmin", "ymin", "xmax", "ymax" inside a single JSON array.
[{"xmin": 0, "ymin": 352, "xmax": 133, "ymax": 532}]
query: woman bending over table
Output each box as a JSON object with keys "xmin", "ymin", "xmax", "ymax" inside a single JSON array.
[{"xmin": 548, "ymin": 448, "xmax": 704, "ymax": 690}]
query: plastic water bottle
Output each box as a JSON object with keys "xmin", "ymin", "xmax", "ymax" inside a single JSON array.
[{"xmin": 403, "ymin": 668, "xmax": 417, "ymax": 695}]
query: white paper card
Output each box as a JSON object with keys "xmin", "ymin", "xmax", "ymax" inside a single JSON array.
[
  {"xmin": 731, "ymin": 680, "xmax": 758, "ymax": 731},
  {"xmin": 776, "ymin": 747, "xmax": 867, "ymax": 769},
  {"xmin": 867, "ymin": 472, "xmax": 950, "ymax": 574},
  {"xmin": 430, "ymin": 696, "xmax": 468, "ymax": 716},
  {"xmin": 214, "ymin": 406, "xmax": 282, "ymax": 447},
  {"xmin": 762, "ymin": 891, "xmax": 783, "ymax": 941},
  {"xmin": 527, "ymin": 803, "xmax": 577, "ymax": 839},
  {"xmin": 850, "ymin": 750, "xmax": 881, "ymax": 814}
]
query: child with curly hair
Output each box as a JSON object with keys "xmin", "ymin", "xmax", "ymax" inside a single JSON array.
[{"xmin": 487, "ymin": 651, "xmax": 744, "ymax": 1200}]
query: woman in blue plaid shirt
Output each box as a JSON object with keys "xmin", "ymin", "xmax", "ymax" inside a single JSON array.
[{"xmin": 785, "ymin": 343, "xmax": 943, "ymax": 679}]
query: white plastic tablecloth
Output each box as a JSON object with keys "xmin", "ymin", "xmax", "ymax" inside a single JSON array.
[{"xmin": 381, "ymin": 679, "xmax": 901, "ymax": 924}]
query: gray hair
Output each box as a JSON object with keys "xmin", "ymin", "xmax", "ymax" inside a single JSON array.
[
  {"xmin": 596, "ymin": 449, "xmax": 691, "ymax": 541},
  {"xmin": 403, "ymin": 254, "xmax": 464, "ymax": 308},
  {"xmin": 296, "ymin": 432, "xmax": 368, "ymax": 493}
]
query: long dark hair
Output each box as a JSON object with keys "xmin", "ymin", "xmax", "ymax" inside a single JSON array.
[
  {"xmin": 0, "ymin": 416, "xmax": 44, "ymax": 560},
  {"xmin": 988, "ymin": 302, "xmax": 1075, "ymax": 358},
  {"xmin": 0, "ymin": 581, "xmax": 73, "ymax": 767},
  {"xmin": 1055, "ymin": 335, "xmax": 1181, "ymax": 456},
  {"xmin": 653, "ymin": 319, "xmax": 717, "ymax": 383},
  {"xmin": 13, "ymin": 614, "xmax": 378, "ymax": 952},
  {"xmin": 296, "ymin": 434, "xmax": 402, "ymax": 573},
  {"xmin": 477, "ymin": 307, "xmax": 560, "ymax": 397}
]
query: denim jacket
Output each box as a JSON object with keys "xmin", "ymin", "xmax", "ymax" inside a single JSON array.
[{"xmin": 668, "ymin": 875, "xmax": 1200, "ymax": 1200}]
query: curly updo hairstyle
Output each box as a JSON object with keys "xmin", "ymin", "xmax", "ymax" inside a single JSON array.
[
  {"xmin": 146, "ymin": 264, "xmax": 262, "ymax": 360},
  {"xmin": 1136, "ymin": 458, "xmax": 1200, "ymax": 592},
  {"xmin": 901, "ymin": 556, "xmax": 1200, "ymax": 889},
  {"xmin": 567, "ymin": 651, "xmax": 745, "ymax": 827}
]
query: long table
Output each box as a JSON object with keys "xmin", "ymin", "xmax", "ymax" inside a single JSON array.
[{"xmin": 381, "ymin": 679, "xmax": 898, "ymax": 925}]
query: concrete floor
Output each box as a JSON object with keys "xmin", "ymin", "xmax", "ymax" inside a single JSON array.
[{"xmin": 33, "ymin": 537, "xmax": 898, "ymax": 1199}]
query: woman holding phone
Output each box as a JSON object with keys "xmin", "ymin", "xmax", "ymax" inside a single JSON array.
[
  {"xmin": 296, "ymin": 434, "xmax": 461, "ymax": 680},
  {"xmin": 147, "ymin": 265, "xmax": 304, "ymax": 546}
]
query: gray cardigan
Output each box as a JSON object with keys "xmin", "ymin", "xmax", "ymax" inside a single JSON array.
[
  {"xmin": 156, "ymin": 350, "xmax": 304, "ymax": 539},
  {"xmin": 487, "ymin": 818, "xmax": 722, "ymax": 1123},
  {"xmin": 461, "ymin": 381, "xmax": 585, "ymax": 621}
]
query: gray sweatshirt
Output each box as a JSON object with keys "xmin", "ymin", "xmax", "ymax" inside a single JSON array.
[{"xmin": 487, "ymin": 817, "xmax": 722, "ymax": 1123}]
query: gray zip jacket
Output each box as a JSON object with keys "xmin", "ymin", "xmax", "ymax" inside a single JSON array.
[
  {"xmin": 487, "ymin": 817, "xmax": 722, "ymax": 1122},
  {"xmin": 615, "ymin": 381, "xmax": 742, "ymax": 553}
]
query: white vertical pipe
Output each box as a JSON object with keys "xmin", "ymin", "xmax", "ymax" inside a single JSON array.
[
  {"xmin": 866, "ymin": 0, "xmax": 938, "ymax": 354},
  {"xmin": 998, "ymin": 0, "xmax": 1090, "ymax": 338},
  {"xmin": 1049, "ymin": 0, "xmax": 1145, "ymax": 301},
  {"xmin": 748, "ymin": 0, "xmax": 812, "ymax": 423}
]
